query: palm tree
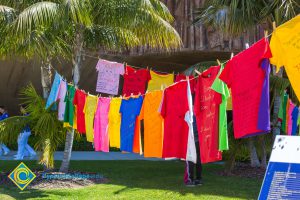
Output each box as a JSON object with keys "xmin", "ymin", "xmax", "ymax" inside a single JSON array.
[
  {"xmin": 0, "ymin": 84, "xmax": 70, "ymax": 169},
  {"xmin": 194, "ymin": 0, "xmax": 299, "ymax": 168},
  {"xmin": 0, "ymin": 0, "xmax": 182, "ymax": 172}
]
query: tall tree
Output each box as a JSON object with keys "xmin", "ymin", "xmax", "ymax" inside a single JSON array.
[{"xmin": 0, "ymin": 0, "xmax": 182, "ymax": 172}]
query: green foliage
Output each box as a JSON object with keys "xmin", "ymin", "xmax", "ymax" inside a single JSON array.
[
  {"xmin": 194, "ymin": 0, "xmax": 300, "ymax": 36},
  {"xmin": 0, "ymin": 84, "xmax": 71, "ymax": 168}
]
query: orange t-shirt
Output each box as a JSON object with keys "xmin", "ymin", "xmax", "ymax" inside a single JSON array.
[{"xmin": 139, "ymin": 91, "xmax": 164, "ymax": 158}]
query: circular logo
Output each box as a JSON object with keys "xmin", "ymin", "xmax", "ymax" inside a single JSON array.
[{"xmin": 13, "ymin": 167, "xmax": 31, "ymax": 185}]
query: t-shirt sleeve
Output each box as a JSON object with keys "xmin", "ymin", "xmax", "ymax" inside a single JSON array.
[
  {"xmin": 119, "ymin": 99, "xmax": 124, "ymax": 114},
  {"xmin": 138, "ymin": 98, "xmax": 145, "ymax": 120},
  {"xmin": 73, "ymin": 90, "xmax": 78, "ymax": 105},
  {"xmin": 96, "ymin": 60, "xmax": 102, "ymax": 72},
  {"xmin": 160, "ymin": 90, "xmax": 167, "ymax": 118},
  {"xmin": 135, "ymin": 97, "xmax": 144, "ymax": 116},
  {"xmin": 219, "ymin": 61, "xmax": 233, "ymax": 88},
  {"xmin": 118, "ymin": 64, "xmax": 125, "ymax": 75},
  {"xmin": 269, "ymin": 34, "xmax": 284, "ymax": 72}
]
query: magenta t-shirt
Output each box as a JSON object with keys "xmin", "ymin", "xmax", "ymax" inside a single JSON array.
[
  {"xmin": 94, "ymin": 97, "xmax": 111, "ymax": 152},
  {"xmin": 56, "ymin": 80, "xmax": 67, "ymax": 121},
  {"xmin": 287, "ymin": 100, "xmax": 295, "ymax": 136}
]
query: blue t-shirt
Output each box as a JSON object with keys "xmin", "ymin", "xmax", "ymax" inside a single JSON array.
[
  {"xmin": 0, "ymin": 112, "xmax": 9, "ymax": 121},
  {"xmin": 292, "ymin": 107, "xmax": 299, "ymax": 135},
  {"xmin": 120, "ymin": 96, "xmax": 143, "ymax": 152},
  {"xmin": 46, "ymin": 72, "xmax": 62, "ymax": 109}
]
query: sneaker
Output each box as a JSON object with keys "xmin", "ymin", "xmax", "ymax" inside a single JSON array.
[
  {"xmin": 185, "ymin": 181, "xmax": 195, "ymax": 187},
  {"xmin": 194, "ymin": 179, "xmax": 203, "ymax": 186}
]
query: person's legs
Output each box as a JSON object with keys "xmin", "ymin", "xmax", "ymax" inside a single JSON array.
[
  {"xmin": 15, "ymin": 132, "xmax": 26, "ymax": 160},
  {"xmin": 1, "ymin": 143, "xmax": 10, "ymax": 155},
  {"xmin": 195, "ymin": 141, "xmax": 203, "ymax": 184},
  {"xmin": 184, "ymin": 161, "xmax": 195, "ymax": 186},
  {"xmin": 23, "ymin": 131, "xmax": 36, "ymax": 157}
]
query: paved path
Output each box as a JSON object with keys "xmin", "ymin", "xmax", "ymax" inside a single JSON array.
[{"xmin": 0, "ymin": 151, "xmax": 165, "ymax": 161}]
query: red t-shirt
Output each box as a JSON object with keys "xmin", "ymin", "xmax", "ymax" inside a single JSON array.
[
  {"xmin": 160, "ymin": 81, "xmax": 189, "ymax": 159},
  {"xmin": 73, "ymin": 89, "xmax": 87, "ymax": 134},
  {"xmin": 122, "ymin": 66, "xmax": 151, "ymax": 96},
  {"xmin": 219, "ymin": 38, "xmax": 272, "ymax": 138},
  {"xmin": 194, "ymin": 66, "xmax": 222, "ymax": 163},
  {"xmin": 175, "ymin": 74, "xmax": 195, "ymax": 94}
]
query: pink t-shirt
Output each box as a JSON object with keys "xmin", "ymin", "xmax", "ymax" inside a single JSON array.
[
  {"xmin": 56, "ymin": 80, "xmax": 67, "ymax": 121},
  {"xmin": 287, "ymin": 100, "xmax": 295, "ymax": 136},
  {"xmin": 96, "ymin": 59, "xmax": 124, "ymax": 95},
  {"xmin": 94, "ymin": 97, "xmax": 111, "ymax": 152}
]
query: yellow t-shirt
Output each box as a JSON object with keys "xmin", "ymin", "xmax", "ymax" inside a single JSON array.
[
  {"xmin": 139, "ymin": 90, "xmax": 163, "ymax": 158},
  {"xmin": 147, "ymin": 70, "xmax": 174, "ymax": 91},
  {"xmin": 270, "ymin": 15, "xmax": 300, "ymax": 101},
  {"xmin": 83, "ymin": 95, "xmax": 98, "ymax": 142},
  {"xmin": 108, "ymin": 97, "xmax": 122, "ymax": 148}
]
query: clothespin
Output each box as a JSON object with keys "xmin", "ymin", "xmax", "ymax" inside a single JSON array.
[
  {"xmin": 147, "ymin": 66, "xmax": 149, "ymax": 70},
  {"xmin": 130, "ymin": 93, "xmax": 133, "ymax": 97},
  {"xmin": 194, "ymin": 69, "xmax": 201, "ymax": 75},
  {"xmin": 217, "ymin": 59, "xmax": 221, "ymax": 66},
  {"xmin": 272, "ymin": 21, "xmax": 276, "ymax": 31},
  {"xmin": 264, "ymin": 30, "xmax": 268, "ymax": 38},
  {"xmin": 230, "ymin": 52, "xmax": 234, "ymax": 59},
  {"xmin": 186, "ymin": 75, "xmax": 190, "ymax": 82},
  {"xmin": 138, "ymin": 92, "xmax": 141, "ymax": 96},
  {"xmin": 161, "ymin": 84, "xmax": 164, "ymax": 90}
]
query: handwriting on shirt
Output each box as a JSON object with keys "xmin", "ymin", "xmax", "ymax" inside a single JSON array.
[{"xmin": 284, "ymin": 33, "xmax": 300, "ymax": 50}]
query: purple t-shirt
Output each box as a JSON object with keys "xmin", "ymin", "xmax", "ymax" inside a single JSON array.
[
  {"xmin": 96, "ymin": 59, "xmax": 124, "ymax": 95},
  {"xmin": 257, "ymin": 59, "xmax": 271, "ymax": 132}
]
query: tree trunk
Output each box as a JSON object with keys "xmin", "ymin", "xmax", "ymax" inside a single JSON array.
[
  {"xmin": 40, "ymin": 60, "xmax": 52, "ymax": 99},
  {"xmin": 248, "ymin": 138, "xmax": 260, "ymax": 167},
  {"xmin": 59, "ymin": 28, "xmax": 84, "ymax": 173},
  {"xmin": 259, "ymin": 135, "xmax": 267, "ymax": 169}
]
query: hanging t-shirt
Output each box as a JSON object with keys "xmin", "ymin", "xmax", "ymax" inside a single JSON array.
[
  {"xmin": 133, "ymin": 118, "xmax": 142, "ymax": 154},
  {"xmin": 175, "ymin": 74, "xmax": 195, "ymax": 94},
  {"xmin": 83, "ymin": 95, "xmax": 98, "ymax": 142},
  {"xmin": 194, "ymin": 66, "xmax": 222, "ymax": 163},
  {"xmin": 46, "ymin": 72, "xmax": 62, "ymax": 109},
  {"xmin": 211, "ymin": 64, "xmax": 230, "ymax": 151},
  {"xmin": 139, "ymin": 90, "xmax": 164, "ymax": 158},
  {"xmin": 160, "ymin": 81, "xmax": 189, "ymax": 160},
  {"xmin": 96, "ymin": 59, "xmax": 124, "ymax": 95},
  {"xmin": 298, "ymin": 108, "xmax": 300, "ymax": 135},
  {"xmin": 108, "ymin": 98, "xmax": 122, "ymax": 148},
  {"xmin": 292, "ymin": 106, "xmax": 299, "ymax": 135},
  {"xmin": 147, "ymin": 70, "xmax": 174, "ymax": 91},
  {"xmin": 122, "ymin": 66, "xmax": 151, "ymax": 96},
  {"xmin": 73, "ymin": 90, "xmax": 87, "ymax": 134},
  {"xmin": 56, "ymin": 80, "xmax": 67, "ymax": 121},
  {"xmin": 270, "ymin": 15, "xmax": 300, "ymax": 101},
  {"xmin": 64, "ymin": 84, "xmax": 76, "ymax": 127},
  {"xmin": 281, "ymin": 93, "xmax": 288, "ymax": 132},
  {"xmin": 94, "ymin": 97, "xmax": 111, "ymax": 152},
  {"xmin": 185, "ymin": 78, "xmax": 197, "ymax": 164},
  {"xmin": 219, "ymin": 38, "xmax": 272, "ymax": 138},
  {"xmin": 278, "ymin": 93, "xmax": 284, "ymax": 122},
  {"xmin": 120, "ymin": 96, "xmax": 143, "ymax": 152},
  {"xmin": 287, "ymin": 100, "xmax": 295, "ymax": 136}
]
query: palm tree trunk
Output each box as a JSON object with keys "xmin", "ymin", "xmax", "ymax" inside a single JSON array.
[
  {"xmin": 60, "ymin": 28, "xmax": 84, "ymax": 173},
  {"xmin": 248, "ymin": 137, "xmax": 260, "ymax": 167},
  {"xmin": 40, "ymin": 60, "xmax": 52, "ymax": 99}
]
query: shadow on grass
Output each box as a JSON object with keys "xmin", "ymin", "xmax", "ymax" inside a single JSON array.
[{"xmin": 0, "ymin": 160, "xmax": 261, "ymax": 199}]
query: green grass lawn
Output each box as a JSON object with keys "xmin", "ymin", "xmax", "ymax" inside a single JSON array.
[{"xmin": 0, "ymin": 160, "xmax": 262, "ymax": 200}]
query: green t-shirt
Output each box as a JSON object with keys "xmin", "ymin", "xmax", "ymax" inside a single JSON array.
[
  {"xmin": 64, "ymin": 84, "xmax": 76, "ymax": 126},
  {"xmin": 281, "ymin": 93, "xmax": 288, "ymax": 133},
  {"xmin": 211, "ymin": 64, "xmax": 230, "ymax": 151}
]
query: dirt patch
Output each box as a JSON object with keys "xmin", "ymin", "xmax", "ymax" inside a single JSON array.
[
  {"xmin": 218, "ymin": 163, "xmax": 266, "ymax": 179},
  {"xmin": 0, "ymin": 171, "xmax": 108, "ymax": 189}
]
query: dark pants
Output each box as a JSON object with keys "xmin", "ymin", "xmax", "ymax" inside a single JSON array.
[{"xmin": 184, "ymin": 140, "xmax": 202, "ymax": 183}]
